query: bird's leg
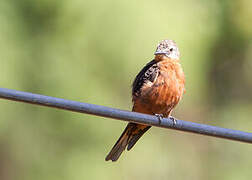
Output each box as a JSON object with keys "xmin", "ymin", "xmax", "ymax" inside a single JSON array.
[
  {"xmin": 169, "ymin": 116, "xmax": 177, "ymax": 126},
  {"xmin": 155, "ymin": 114, "xmax": 164, "ymax": 125}
]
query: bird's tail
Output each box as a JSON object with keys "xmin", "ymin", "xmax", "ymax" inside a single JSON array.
[
  {"xmin": 105, "ymin": 123, "xmax": 151, "ymax": 162},
  {"xmin": 105, "ymin": 123, "xmax": 133, "ymax": 162}
]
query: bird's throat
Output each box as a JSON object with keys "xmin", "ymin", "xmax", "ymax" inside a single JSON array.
[{"xmin": 154, "ymin": 54, "xmax": 179, "ymax": 62}]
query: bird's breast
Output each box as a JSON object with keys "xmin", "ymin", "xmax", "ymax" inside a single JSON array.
[{"xmin": 134, "ymin": 61, "xmax": 185, "ymax": 116}]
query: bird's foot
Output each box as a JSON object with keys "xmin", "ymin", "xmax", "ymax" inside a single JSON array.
[
  {"xmin": 155, "ymin": 114, "xmax": 164, "ymax": 125},
  {"xmin": 169, "ymin": 116, "xmax": 177, "ymax": 126}
]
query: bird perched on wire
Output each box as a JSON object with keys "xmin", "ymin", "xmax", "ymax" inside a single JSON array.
[{"xmin": 105, "ymin": 39, "xmax": 185, "ymax": 162}]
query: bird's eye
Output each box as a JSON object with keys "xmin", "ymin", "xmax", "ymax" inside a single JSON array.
[{"xmin": 170, "ymin": 48, "xmax": 173, "ymax": 51}]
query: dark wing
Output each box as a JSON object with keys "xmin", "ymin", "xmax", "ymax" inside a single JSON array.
[{"xmin": 132, "ymin": 59, "xmax": 159, "ymax": 97}]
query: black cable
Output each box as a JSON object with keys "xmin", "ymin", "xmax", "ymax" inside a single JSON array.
[{"xmin": 0, "ymin": 87, "xmax": 251, "ymax": 144}]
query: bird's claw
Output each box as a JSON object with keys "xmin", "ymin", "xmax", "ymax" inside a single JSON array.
[
  {"xmin": 155, "ymin": 114, "xmax": 164, "ymax": 125},
  {"xmin": 169, "ymin": 116, "xmax": 177, "ymax": 126}
]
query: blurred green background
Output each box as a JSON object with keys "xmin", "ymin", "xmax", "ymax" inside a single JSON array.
[{"xmin": 0, "ymin": 0, "xmax": 252, "ymax": 179}]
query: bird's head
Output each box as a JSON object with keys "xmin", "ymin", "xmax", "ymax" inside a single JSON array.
[{"xmin": 154, "ymin": 39, "xmax": 180, "ymax": 61}]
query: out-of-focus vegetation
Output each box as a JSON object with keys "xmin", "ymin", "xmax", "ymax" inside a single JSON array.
[{"xmin": 0, "ymin": 0, "xmax": 252, "ymax": 179}]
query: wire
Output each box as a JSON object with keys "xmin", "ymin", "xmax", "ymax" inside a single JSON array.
[{"xmin": 0, "ymin": 87, "xmax": 251, "ymax": 143}]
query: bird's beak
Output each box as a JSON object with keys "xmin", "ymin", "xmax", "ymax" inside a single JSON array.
[{"xmin": 154, "ymin": 51, "xmax": 169, "ymax": 56}]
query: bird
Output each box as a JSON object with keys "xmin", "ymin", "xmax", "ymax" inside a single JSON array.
[{"xmin": 105, "ymin": 39, "xmax": 185, "ymax": 162}]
